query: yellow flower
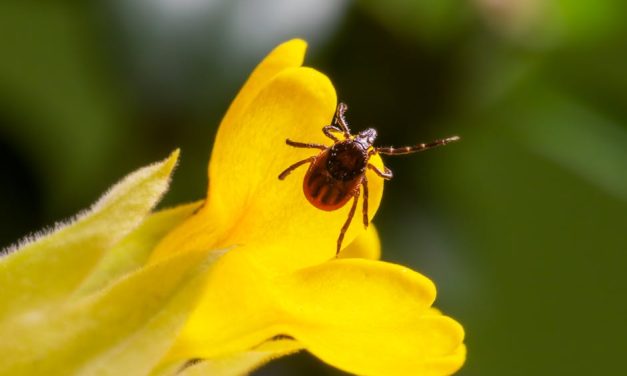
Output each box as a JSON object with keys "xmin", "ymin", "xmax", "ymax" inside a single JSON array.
[{"xmin": 151, "ymin": 39, "xmax": 466, "ymax": 376}]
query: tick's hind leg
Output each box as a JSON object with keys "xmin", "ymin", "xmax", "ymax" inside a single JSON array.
[
  {"xmin": 278, "ymin": 156, "xmax": 315, "ymax": 180},
  {"xmin": 336, "ymin": 188, "xmax": 360, "ymax": 255}
]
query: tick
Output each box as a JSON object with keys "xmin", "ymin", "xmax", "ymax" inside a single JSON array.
[{"xmin": 278, "ymin": 102, "xmax": 459, "ymax": 255}]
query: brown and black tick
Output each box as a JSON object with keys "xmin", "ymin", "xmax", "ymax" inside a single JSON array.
[{"xmin": 278, "ymin": 102, "xmax": 459, "ymax": 255}]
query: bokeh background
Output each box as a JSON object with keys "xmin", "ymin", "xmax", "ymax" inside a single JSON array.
[{"xmin": 1, "ymin": 1, "xmax": 626, "ymax": 375}]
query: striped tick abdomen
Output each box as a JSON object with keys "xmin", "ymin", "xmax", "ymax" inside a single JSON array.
[{"xmin": 303, "ymin": 140, "xmax": 368, "ymax": 211}]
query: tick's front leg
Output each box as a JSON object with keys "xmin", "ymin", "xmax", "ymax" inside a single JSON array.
[{"xmin": 285, "ymin": 139, "xmax": 327, "ymax": 150}]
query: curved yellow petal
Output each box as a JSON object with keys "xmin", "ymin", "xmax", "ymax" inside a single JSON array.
[
  {"xmin": 278, "ymin": 259, "xmax": 465, "ymax": 376},
  {"xmin": 153, "ymin": 62, "xmax": 386, "ymax": 271},
  {"xmin": 339, "ymin": 223, "xmax": 381, "ymax": 260},
  {"xmin": 292, "ymin": 317, "xmax": 465, "ymax": 376},
  {"xmin": 280, "ymin": 259, "xmax": 436, "ymax": 324}
]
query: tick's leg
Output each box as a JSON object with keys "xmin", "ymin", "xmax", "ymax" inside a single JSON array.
[
  {"xmin": 368, "ymin": 163, "xmax": 393, "ymax": 180},
  {"xmin": 362, "ymin": 176, "xmax": 369, "ymax": 228},
  {"xmin": 334, "ymin": 102, "xmax": 351, "ymax": 138},
  {"xmin": 337, "ymin": 188, "xmax": 360, "ymax": 255},
  {"xmin": 286, "ymin": 139, "xmax": 327, "ymax": 150},
  {"xmin": 278, "ymin": 156, "xmax": 315, "ymax": 180},
  {"xmin": 375, "ymin": 136, "xmax": 460, "ymax": 155},
  {"xmin": 322, "ymin": 125, "xmax": 342, "ymax": 142},
  {"xmin": 285, "ymin": 138, "xmax": 328, "ymax": 150}
]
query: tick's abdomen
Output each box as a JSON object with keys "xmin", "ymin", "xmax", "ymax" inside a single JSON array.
[{"xmin": 303, "ymin": 143, "xmax": 367, "ymax": 211}]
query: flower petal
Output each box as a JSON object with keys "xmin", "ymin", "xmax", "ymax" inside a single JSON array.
[
  {"xmin": 292, "ymin": 318, "xmax": 465, "ymax": 376},
  {"xmin": 339, "ymin": 223, "xmax": 381, "ymax": 260},
  {"xmin": 277, "ymin": 259, "xmax": 465, "ymax": 376},
  {"xmin": 280, "ymin": 258, "xmax": 436, "ymax": 324}
]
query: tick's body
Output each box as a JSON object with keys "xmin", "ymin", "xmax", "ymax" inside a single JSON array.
[{"xmin": 279, "ymin": 102, "xmax": 459, "ymax": 254}]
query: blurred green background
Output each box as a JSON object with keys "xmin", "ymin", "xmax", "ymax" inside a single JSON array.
[{"xmin": 1, "ymin": 1, "xmax": 626, "ymax": 375}]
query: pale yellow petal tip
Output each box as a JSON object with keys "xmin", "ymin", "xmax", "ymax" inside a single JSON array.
[
  {"xmin": 165, "ymin": 148, "xmax": 181, "ymax": 171},
  {"xmin": 169, "ymin": 148, "xmax": 181, "ymax": 160},
  {"xmin": 156, "ymin": 148, "xmax": 180, "ymax": 185}
]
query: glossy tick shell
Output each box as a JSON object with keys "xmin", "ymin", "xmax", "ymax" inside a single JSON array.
[{"xmin": 303, "ymin": 140, "xmax": 369, "ymax": 211}]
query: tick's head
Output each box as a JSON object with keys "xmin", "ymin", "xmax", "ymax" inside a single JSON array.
[{"xmin": 356, "ymin": 128, "xmax": 378, "ymax": 148}]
